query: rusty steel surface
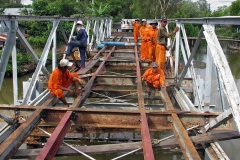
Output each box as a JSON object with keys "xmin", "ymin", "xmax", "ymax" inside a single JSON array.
[
  {"xmin": 134, "ymin": 45, "xmax": 155, "ymax": 160},
  {"xmin": 35, "ymin": 111, "xmax": 72, "ymax": 160},
  {"xmin": 36, "ymin": 37, "xmax": 122, "ymax": 160},
  {"xmin": 13, "ymin": 130, "xmax": 240, "ymax": 158},
  {"xmin": 0, "ymin": 107, "xmax": 43, "ymax": 159},
  {"xmin": 161, "ymin": 88, "xmax": 201, "ymax": 160}
]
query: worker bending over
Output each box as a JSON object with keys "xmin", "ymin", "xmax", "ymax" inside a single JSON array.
[{"xmin": 48, "ymin": 59, "xmax": 84, "ymax": 107}]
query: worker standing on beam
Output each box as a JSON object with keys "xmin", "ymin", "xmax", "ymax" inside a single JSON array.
[
  {"xmin": 142, "ymin": 62, "xmax": 165, "ymax": 95},
  {"xmin": 132, "ymin": 18, "xmax": 140, "ymax": 43},
  {"xmin": 48, "ymin": 59, "xmax": 84, "ymax": 107},
  {"xmin": 66, "ymin": 20, "xmax": 88, "ymax": 70},
  {"xmin": 148, "ymin": 20, "xmax": 159, "ymax": 63},
  {"xmin": 155, "ymin": 16, "xmax": 179, "ymax": 70},
  {"xmin": 140, "ymin": 19, "xmax": 151, "ymax": 62}
]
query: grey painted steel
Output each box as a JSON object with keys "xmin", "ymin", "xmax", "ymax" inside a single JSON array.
[
  {"xmin": 59, "ymin": 22, "xmax": 68, "ymax": 44},
  {"xmin": 177, "ymin": 27, "xmax": 204, "ymax": 86},
  {"xmin": 178, "ymin": 26, "xmax": 203, "ymax": 109},
  {"xmin": 22, "ymin": 20, "xmax": 60, "ymax": 105},
  {"xmin": 0, "ymin": 21, "xmax": 15, "ymax": 90},
  {"xmin": 29, "ymin": 89, "xmax": 52, "ymax": 106},
  {"xmin": 172, "ymin": 88, "xmax": 191, "ymax": 111},
  {"xmin": 216, "ymin": 66, "xmax": 226, "ymax": 111},
  {"xmin": 64, "ymin": 21, "xmax": 76, "ymax": 59},
  {"xmin": 0, "ymin": 124, "xmax": 17, "ymax": 144},
  {"xmin": 176, "ymin": 16, "xmax": 240, "ymax": 25},
  {"xmin": 52, "ymin": 23, "xmax": 57, "ymax": 71},
  {"xmin": 204, "ymin": 44, "xmax": 213, "ymax": 107},
  {"xmin": 0, "ymin": 15, "xmax": 111, "ymax": 22},
  {"xmin": 174, "ymin": 23, "xmax": 180, "ymax": 77},
  {"xmin": 10, "ymin": 21, "xmax": 19, "ymax": 105},
  {"xmin": 180, "ymin": 39, "xmax": 191, "ymax": 77},
  {"xmin": 203, "ymin": 24, "xmax": 240, "ymax": 132},
  {"xmin": 16, "ymin": 29, "xmax": 50, "ymax": 78}
]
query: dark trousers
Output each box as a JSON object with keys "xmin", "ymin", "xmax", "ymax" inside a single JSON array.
[{"xmin": 66, "ymin": 41, "xmax": 86, "ymax": 68}]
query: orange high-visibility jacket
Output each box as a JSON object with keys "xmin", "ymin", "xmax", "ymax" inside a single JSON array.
[
  {"xmin": 132, "ymin": 22, "xmax": 140, "ymax": 42},
  {"xmin": 48, "ymin": 68, "xmax": 78, "ymax": 98},
  {"xmin": 142, "ymin": 68, "xmax": 165, "ymax": 88},
  {"xmin": 140, "ymin": 25, "xmax": 151, "ymax": 41},
  {"xmin": 149, "ymin": 27, "xmax": 158, "ymax": 45}
]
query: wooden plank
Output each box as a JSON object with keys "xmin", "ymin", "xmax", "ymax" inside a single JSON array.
[{"xmin": 13, "ymin": 131, "xmax": 240, "ymax": 159}]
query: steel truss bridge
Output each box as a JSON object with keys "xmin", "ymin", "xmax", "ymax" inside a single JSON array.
[{"xmin": 0, "ymin": 15, "xmax": 240, "ymax": 160}]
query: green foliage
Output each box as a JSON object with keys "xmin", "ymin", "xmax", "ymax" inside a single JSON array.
[
  {"xmin": 230, "ymin": 0, "xmax": 240, "ymax": 16},
  {"xmin": 211, "ymin": 5, "xmax": 230, "ymax": 17},
  {"xmin": 215, "ymin": 27, "xmax": 234, "ymax": 38}
]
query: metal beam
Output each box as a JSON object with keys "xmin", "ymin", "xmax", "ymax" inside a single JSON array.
[
  {"xmin": 0, "ymin": 107, "xmax": 43, "ymax": 159},
  {"xmin": 161, "ymin": 88, "xmax": 201, "ymax": 160},
  {"xmin": 203, "ymin": 24, "xmax": 240, "ymax": 133},
  {"xmin": 134, "ymin": 45, "xmax": 155, "ymax": 160},
  {"xmin": 0, "ymin": 20, "xmax": 16, "ymax": 90},
  {"xmin": 16, "ymin": 29, "xmax": 50, "ymax": 79},
  {"xmin": 35, "ymin": 112, "xmax": 72, "ymax": 160},
  {"xmin": 13, "ymin": 131, "xmax": 240, "ymax": 159},
  {"xmin": 177, "ymin": 27, "xmax": 204, "ymax": 87},
  {"xmin": 22, "ymin": 20, "xmax": 60, "ymax": 105},
  {"xmin": 0, "ymin": 15, "xmax": 112, "ymax": 22}
]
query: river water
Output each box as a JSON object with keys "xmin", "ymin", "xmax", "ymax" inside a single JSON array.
[{"xmin": 1, "ymin": 41, "xmax": 240, "ymax": 159}]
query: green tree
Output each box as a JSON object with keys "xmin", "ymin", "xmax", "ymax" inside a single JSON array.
[
  {"xmin": 211, "ymin": 5, "xmax": 230, "ymax": 17},
  {"xmin": 230, "ymin": 0, "xmax": 240, "ymax": 16}
]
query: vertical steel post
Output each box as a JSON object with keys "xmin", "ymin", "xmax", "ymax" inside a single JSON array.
[
  {"xmin": 11, "ymin": 21, "xmax": 18, "ymax": 105},
  {"xmin": 174, "ymin": 22, "xmax": 180, "ymax": 79},
  {"xmin": 52, "ymin": 20, "xmax": 57, "ymax": 71}
]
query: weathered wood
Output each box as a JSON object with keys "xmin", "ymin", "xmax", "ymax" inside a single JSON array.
[{"xmin": 13, "ymin": 131, "xmax": 240, "ymax": 159}]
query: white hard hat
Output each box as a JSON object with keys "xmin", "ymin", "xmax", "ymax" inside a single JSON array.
[
  {"xmin": 59, "ymin": 59, "xmax": 73, "ymax": 67},
  {"xmin": 76, "ymin": 20, "xmax": 83, "ymax": 25}
]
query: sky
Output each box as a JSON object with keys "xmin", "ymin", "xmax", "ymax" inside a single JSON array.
[
  {"xmin": 194, "ymin": 0, "xmax": 235, "ymax": 11},
  {"xmin": 21, "ymin": 0, "xmax": 235, "ymax": 11},
  {"xmin": 21, "ymin": 0, "xmax": 32, "ymax": 5}
]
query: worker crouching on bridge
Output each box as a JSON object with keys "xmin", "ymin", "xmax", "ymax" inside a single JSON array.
[
  {"xmin": 142, "ymin": 62, "xmax": 165, "ymax": 95},
  {"xmin": 155, "ymin": 16, "xmax": 179, "ymax": 70},
  {"xmin": 48, "ymin": 59, "xmax": 84, "ymax": 107},
  {"xmin": 65, "ymin": 20, "xmax": 88, "ymax": 70}
]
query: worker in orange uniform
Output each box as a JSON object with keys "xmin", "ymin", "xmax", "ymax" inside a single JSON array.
[
  {"xmin": 142, "ymin": 62, "xmax": 165, "ymax": 94},
  {"xmin": 132, "ymin": 18, "xmax": 140, "ymax": 43},
  {"xmin": 48, "ymin": 59, "xmax": 84, "ymax": 107},
  {"xmin": 148, "ymin": 20, "xmax": 159, "ymax": 63},
  {"xmin": 155, "ymin": 16, "xmax": 179, "ymax": 70},
  {"xmin": 140, "ymin": 19, "xmax": 151, "ymax": 62}
]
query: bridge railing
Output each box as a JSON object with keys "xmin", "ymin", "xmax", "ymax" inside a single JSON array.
[{"xmin": 0, "ymin": 15, "xmax": 112, "ymax": 105}]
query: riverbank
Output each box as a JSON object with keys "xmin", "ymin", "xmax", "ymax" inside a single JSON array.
[{"xmin": 3, "ymin": 45, "xmax": 66, "ymax": 77}]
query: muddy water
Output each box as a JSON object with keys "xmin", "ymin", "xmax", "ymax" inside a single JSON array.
[{"xmin": 1, "ymin": 41, "xmax": 240, "ymax": 159}]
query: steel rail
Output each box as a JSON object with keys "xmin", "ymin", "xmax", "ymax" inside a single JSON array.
[{"xmin": 134, "ymin": 45, "xmax": 155, "ymax": 160}]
